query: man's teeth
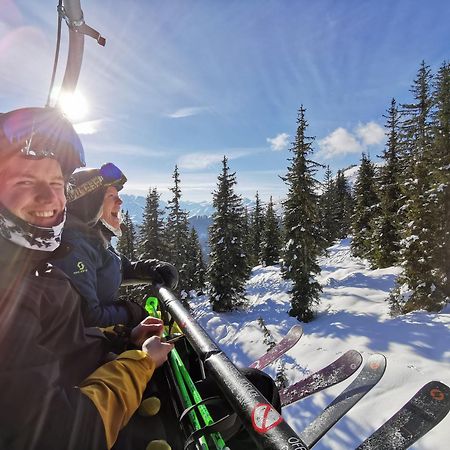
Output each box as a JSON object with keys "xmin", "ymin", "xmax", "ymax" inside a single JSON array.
[{"xmin": 33, "ymin": 211, "xmax": 54, "ymax": 218}]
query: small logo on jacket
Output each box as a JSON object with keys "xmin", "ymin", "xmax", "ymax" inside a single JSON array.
[{"xmin": 73, "ymin": 261, "xmax": 87, "ymax": 275}]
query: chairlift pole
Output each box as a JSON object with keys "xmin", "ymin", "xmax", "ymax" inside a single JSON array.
[
  {"xmin": 157, "ymin": 286, "xmax": 309, "ymax": 450},
  {"xmin": 47, "ymin": 0, "xmax": 105, "ymax": 106}
]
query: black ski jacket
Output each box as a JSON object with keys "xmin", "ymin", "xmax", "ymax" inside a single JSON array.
[{"xmin": 0, "ymin": 236, "xmax": 155, "ymax": 450}]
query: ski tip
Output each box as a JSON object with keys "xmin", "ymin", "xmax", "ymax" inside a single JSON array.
[
  {"xmin": 421, "ymin": 381, "xmax": 450, "ymax": 405},
  {"xmin": 289, "ymin": 324, "xmax": 304, "ymax": 335},
  {"xmin": 343, "ymin": 349, "xmax": 364, "ymax": 366},
  {"xmin": 365, "ymin": 353, "xmax": 387, "ymax": 369}
]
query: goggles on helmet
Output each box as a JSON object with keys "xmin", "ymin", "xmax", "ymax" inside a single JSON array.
[
  {"xmin": 66, "ymin": 163, "xmax": 127, "ymax": 203},
  {"xmin": 0, "ymin": 107, "xmax": 85, "ymax": 175}
]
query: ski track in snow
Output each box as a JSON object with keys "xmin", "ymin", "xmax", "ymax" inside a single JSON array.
[{"xmin": 189, "ymin": 239, "xmax": 450, "ymax": 449}]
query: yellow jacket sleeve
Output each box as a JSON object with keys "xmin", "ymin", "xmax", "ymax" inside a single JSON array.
[{"xmin": 79, "ymin": 350, "xmax": 155, "ymax": 449}]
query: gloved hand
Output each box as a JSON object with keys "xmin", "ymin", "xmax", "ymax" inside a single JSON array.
[
  {"xmin": 152, "ymin": 260, "xmax": 179, "ymax": 289},
  {"xmin": 124, "ymin": 258, "xmax": 179, "ymax": 289}
]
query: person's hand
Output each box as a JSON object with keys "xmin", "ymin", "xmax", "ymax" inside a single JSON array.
[
  {"xmin": 130, "ymin": 316, "xmax": 164, "ymax": 347},
  {"xmin": 155, "ymin": 261, "xmax": 179, "ymax": 289},
  {"xmin": 145, "ymin": 260, "xmax": 179, "ymax": 289},
  {"xmin": 142, "ymin": 336, "xmax": 174, "ymax": 368}
]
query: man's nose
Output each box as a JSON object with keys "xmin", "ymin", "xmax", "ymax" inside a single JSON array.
[
  {"xmin": 116, "ymin": 196, "xmax": 123, "ymax": 205},
  {"xmin": 35, "ymin": 183, "xmax": 57, "ymax": 203}
]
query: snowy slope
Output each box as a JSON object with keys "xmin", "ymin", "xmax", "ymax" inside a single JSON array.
[{"xmin": 189, "ymin": 238, "xmax": 450, "ymax": 449}]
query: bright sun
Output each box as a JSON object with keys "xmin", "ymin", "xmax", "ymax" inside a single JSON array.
[{"xmin": 54, "ymin": 90, "xmax": 89, "ymax": 121}]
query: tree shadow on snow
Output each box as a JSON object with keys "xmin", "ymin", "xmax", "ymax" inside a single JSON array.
[
  {"xmin": 324, "ymin": 272, "xmax": 398, "ymax": 291},
  {"xmin": 305, "ymin": 304, "xmax": 449, "ymax": 360}
]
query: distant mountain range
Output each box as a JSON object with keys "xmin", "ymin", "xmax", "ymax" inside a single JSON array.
[{"xmin": 121, "ymin": 194, "xmax": 259, "ymax": 223}]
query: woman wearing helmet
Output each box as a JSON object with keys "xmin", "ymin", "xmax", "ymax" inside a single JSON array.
[
  {"xmin": 52, "ymin": 163, "xmax": 179, "ymax": 328},
  {"xmin": 0, "ymin": 107, "xmax": 173, "ymax": 450}
]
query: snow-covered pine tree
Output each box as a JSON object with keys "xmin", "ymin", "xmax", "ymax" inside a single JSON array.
[
  {"xmin": 351, "ymin": 153, "xmax": 379, "ymax": 262},
  {"xmin": 165, "ymin": 166, "xmax": 191, "ymax": 298},
  {"xmin": 208, "ymin": 156, "xmax": 249, "ymax": 312},
  {"xmin": 334, "ymin": 170, "xmax": 354, "ymax": 239},
  {"xmin": 319, "ymin": 165, "xmax": 339, "ymax": 246},
  {"xmin": 249, "ymin": 192, "xmax": 265, "ymax": 266},
  {"xmin": 394, "ymin": 61, "xmax": 438, "ymax": 312},
  {"xmin": 429, "ymin": 61, "xmax": 450, "ymax": 305},
  {"xmin": 137, "ymin": 187, "xmax": 166, "ymax": 260},
  {"xmin": 117, "ymin": 210, "xmax": 136, "ymax": 260},
  {"xmin": 261, "ymin": 196, "xmax": 281, "ymax": 266},
  {"xmin": 184, "ymin": 227, "xmax": 206, "ymax": 295},
  {"xmin": 372, "ymin": 98, "xmax": 402, "ymax": 268},
  {"xmin": 281, "ymin": 106, "xmax": 324, "ymax": 322}
]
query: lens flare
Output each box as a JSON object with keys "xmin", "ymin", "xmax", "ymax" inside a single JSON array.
[{"xmin": 56, "ymin": 90, "xmax": 89, "ymax": 121}]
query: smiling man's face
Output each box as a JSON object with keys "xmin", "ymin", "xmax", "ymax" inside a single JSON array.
[
  {"xmin": 101, "ymin": 186, "xmax": 122, "ymax": 229},
  {"xmin": 0, "ymin": 154, "xmax": 66, "ymax": 227}
]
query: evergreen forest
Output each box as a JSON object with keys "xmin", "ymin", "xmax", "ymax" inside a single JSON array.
[{"xmin": 118, "ymin": 60, "xmax": 450, "ymax": 321}]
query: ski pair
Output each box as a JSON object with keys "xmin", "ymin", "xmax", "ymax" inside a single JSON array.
[
  {"xmin": 298, "ymin": 353, "xmax": 387, "ymax": 447},
  {"xmin": 249, "ymin": 327, "xmax": 365, "ymax": 409},
  {"xmin": 289, "ymin": 353, "xmax": 449, "ymax": 449}
]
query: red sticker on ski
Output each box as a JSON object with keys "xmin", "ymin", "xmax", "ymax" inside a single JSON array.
[{"xmin": 251, "ymin": 403, "xmax": 283, "ymax": 433}]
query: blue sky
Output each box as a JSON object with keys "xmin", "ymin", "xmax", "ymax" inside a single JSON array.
[{"xmin": 1, "ymin": 0, "xmax": 449, "ymax": 202}]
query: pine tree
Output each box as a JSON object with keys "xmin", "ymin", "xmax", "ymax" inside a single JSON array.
[
  {"xmin": 165, "ymin": 166, "xmax": 191, "ymax": 298},
  {"xmin": 249, "ymin": 192, "xmax": 265, "ymax": 266},
  {"xmin": 394, "ymin": 61, "xmax": 438, "ymax": 312},
  {"xmin": 334, "ymin": 170, "xmax": 354, "ymax": 239},
  {"xmin": 319, "ymin": 166, "xmax": 339, "ymax": 246},
  {"xmin": 372, "ymin": 99, "xmax": 402, "ymax": 267},
  {"xmin": 351, "ymin": 153, "xmax": 379, "ymax": 261},
  {"xmin": 184, "ymin": 227, "xmax": 206, "ymax": 294},
  {"xmin": 117, "ymin": 210, "xmax": 136, "ymax": 260},
  {"xmin": 138, "ymin": 187, "xmax": 166, "ymax": 260},
  {"xmin": 261, "ymin": 196, "xmax": 281, "ymax": 266},
  {"xmin": 208, "ymin": 157, "xmax": 249, "ymax": 312},
  {"xmin": 429, "ymin": 61, "xmax": 450, "ymax": 305},
  {"xmin": 281, "ymin": 106, "xmax": 324, "ymax": 322}
]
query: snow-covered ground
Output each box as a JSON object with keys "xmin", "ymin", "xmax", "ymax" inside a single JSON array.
[{"xmin": 189, "ymin": 238, "xmax": 450, "ymax": 449}]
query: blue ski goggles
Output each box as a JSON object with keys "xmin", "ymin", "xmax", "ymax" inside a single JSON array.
[
  {"xmin": 0, "ymin": 107, "xmax": 85, "ymax": 175},
  {"xmin": 66, "ymin": 162, "xmax": 127, "ymax": 203}
]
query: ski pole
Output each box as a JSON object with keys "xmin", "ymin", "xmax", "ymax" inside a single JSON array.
[
  {"xmin": 171, "ymin": 350, "xmax": 227, "ymax": 449},
  {"xmin": 169, "ymin": 350, "xmax": 210, "ymax": 450},
  {"xmin": 146, "ymin": 297, "xmax": 226, "ymax": 449}
]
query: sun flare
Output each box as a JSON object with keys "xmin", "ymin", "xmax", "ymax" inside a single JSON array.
[{"xmin": 55, "ymin": 90, "xmax": 89, "ymax": 121}]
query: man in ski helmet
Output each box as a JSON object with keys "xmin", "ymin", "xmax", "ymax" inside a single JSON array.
[
  {"xmin": 51, "ymin": 162, "xmax": 179, "ymax": 327},
  {"xmin": 0, "ymin": 107, "xmax": 174, "ymax": 450}
]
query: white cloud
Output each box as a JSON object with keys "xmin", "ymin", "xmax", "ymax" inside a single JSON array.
[
  {"xmin": 318, "ymin": 127, "xmax": 363, "ymax": 159},
  {"xmin": 267, "ymin": 133, "xmax": 290, "ymax": 151},
  {"xmin": 177, "ymin": 148, "xmax": 262, "ymax": 170},
  {"xmin": 178, "ymin": 153, "xmax": 224, "ymax": 170},
  {"xmin": 356, "ymin": 121, "xmax": 385, "ymax": 146},
  {"xmin": 167, "ymin": 106, "xmax": 209, "ymax": 118},
  {"xmin": 317, "ymin": 122, "xmax": 385, "ymax": 160}
]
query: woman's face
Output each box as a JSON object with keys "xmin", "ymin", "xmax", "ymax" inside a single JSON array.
[
  {"xmin": 101, "ymin": 186, "xmax": 122, "ymax": 229},
  {"xmin": 0, "ymin": 154, "xmax": 66, "ymax": 227}
]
